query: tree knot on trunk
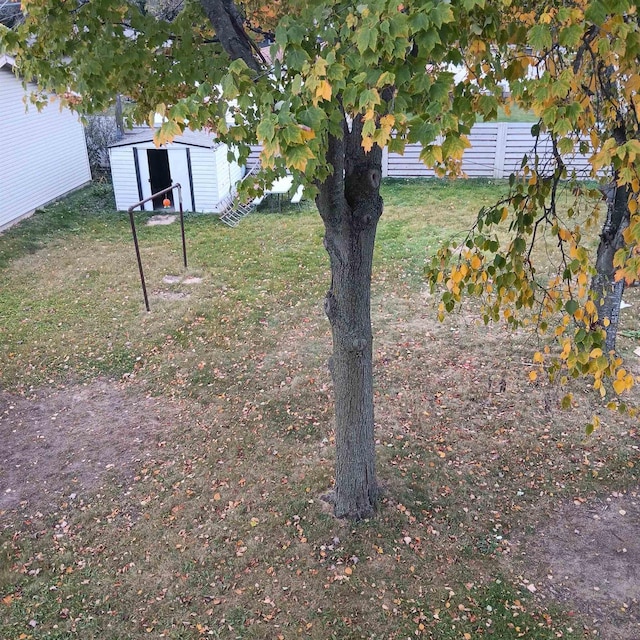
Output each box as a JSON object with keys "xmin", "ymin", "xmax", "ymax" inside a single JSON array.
[
  {"xmin": 345, "ymin": 162, "xmax": 383, "ymax": 209},
  {"xmin": 350, "ymin": 337, "xmax": 368, "ymax": 353},
  {"xmin": 324, "ymin": 290, "xmax": 338, "ymax": 321}
]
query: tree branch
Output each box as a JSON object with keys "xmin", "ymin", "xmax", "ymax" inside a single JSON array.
[
  {"xmin": 316, "ymin": 124, "xmax": 348, "ymax": 229},
  {"xmin": 199, "ymin": 0, "xmax": 263, "ymax": 74}
]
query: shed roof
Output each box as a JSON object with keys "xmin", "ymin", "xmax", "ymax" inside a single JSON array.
[
  {"xmin": 109, "ymin": 127, "xmax": 221, "ymax": 150},
  {"xmin": 0, "ymin": 54, "xmax": 16, "ymax": 71}
]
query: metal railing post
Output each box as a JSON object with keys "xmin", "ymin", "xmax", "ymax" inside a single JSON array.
[{"xmin": 127, "ymin": 183, "xmax": 186, "ymax": 312}]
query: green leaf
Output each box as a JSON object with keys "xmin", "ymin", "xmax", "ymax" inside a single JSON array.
[
  {"xmin": 356, "ymin": 27, "xmax": 374, "ymax": 53},
  {"xmin": 359, "ymin": 88, "xmax": 381, "ymax": 110},
  {"xmin": 431, "ymin": 2, "xmax": 454, "ymax": 27},
  {"xmin": 286, "ymin": 144, "xmax": 315, "ymax": 172},
  {"xmin": 408, "ymin": 118, "xmax": 438, "ymax": 144},
  {"xmin": 528, "ymin": 24, "xmax": 552, "ymax": 51},
  {"xmin": 559, "ymin": 24, "xmax": 583, "ymax": 47},
  {"xmin": 442, "ymin": 134, "xmax": 469, "ymax": 159},
  {"xmin": 565, "ymin": 299, "xmax": 579, "ymax": 315},
  {"xmin": 557, "ymin": 136, "xmax": 574, "ymax": 154},
  {"xmin": 585, "ymin": 1, "xmax": 607, "ymax": 25},
  {"xmin": 299, "ymin": 106, "xmax": 326, "ymax": 131},
  {"xmin": 257, "ymin": 117, "xmax": 276, "ymax": 143},
  {"xmin": 228, "ymin": 58, "xmax": 248, "ymax": 74}
]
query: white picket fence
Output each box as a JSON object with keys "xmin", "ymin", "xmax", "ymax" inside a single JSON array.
[{"xmin": 247, "ymin": 122, "xmax": 594, "ymax": 180}]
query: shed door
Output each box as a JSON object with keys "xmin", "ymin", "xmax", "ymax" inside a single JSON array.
[
  {"xmin": 135, "ymin": 148, "xmax": 153, "ymax": 211},
  {"xmin": 168, "ymin": 150, "xmax": 195, "ymax": 212},
  {"xmin": 147, "ymin": 149, "xmax": 173, "ymax": 209}
]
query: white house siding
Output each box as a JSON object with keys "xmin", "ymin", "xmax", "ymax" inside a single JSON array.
[
  {"xmin": 388, "ymin": 145, "xmax": 437, "ymax": 178},
  {"xmin": 501, "ymin": 123, "xmax": 552, "ymax": 175},
  {"xmin": 463, "ymin": 124, "xmax": 500, "ymax": 178},
  {"xmin": 386, "ymin": 122, "xmax": 597, "ymax": 180},
  {"xmin": 0, "ymin": 63, "xmax": 92, "ymax": 230},
  {"xmin": 247, "ymin": 145, "xmax": 262, "ymax": 170}
]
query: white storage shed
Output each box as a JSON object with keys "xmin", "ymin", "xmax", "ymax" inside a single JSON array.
[
  {"xmin": 0, "ymin": 54, "xmax": 92, "ymax": 231},
  {"xmin": 108, "ymin": 129, "xmax": 243, "ymax": 212}
]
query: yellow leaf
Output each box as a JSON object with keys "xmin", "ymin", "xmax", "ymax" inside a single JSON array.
[
  {"xmin": 470, "ymin": 254, "xmax": 482, "ymax": 270},
  {"xmin": 533, "ymin": 351, "xmax": 544, "ymax": 363},
  {"xmin": 362, "ymin": 137, "xmax": 374, "ymax": 153},
  {"xmin": 558, "ymin": 227, "xmax": 572, "ymax": 242},
  {"xmin": 529, "ymin": 371, "xmax": 538, "ymax": 382},
  {"xmin": 380, "ymin": 114, "xmax": 395, "ymax": 128},
  {"xmin": 344, "ymin": 566, "xmax": 353, "ymax": 575},
  {"xmin": 613, "ymin": 379, "xmax": 626, "ymax": 394},
  {"xmin": 585, "ymin": 300, "xmax": 597, "ymax": 316},
  {"xmin": 300, "ymin": 127, "xmax": 316, "ymax": 142},
  {"xmin": 315, "ymin": 80, "xmax": 332, "ymax": 102},
  {"xmin": 2, "ymin": 595, "xmax": 13, "ymax": 605}
]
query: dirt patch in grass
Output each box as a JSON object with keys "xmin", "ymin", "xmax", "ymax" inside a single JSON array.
[
  {"xmin": 508, "ymin": 489, "xmax": 640, "ymax": 640},
  {"xmin": 0, "ymin": 380, "xmax": 183, "ymax": 523}
]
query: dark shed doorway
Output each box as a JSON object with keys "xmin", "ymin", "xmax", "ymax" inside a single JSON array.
[{"xmin": 147, "ymin": 149, "xmax": 172, "ymax": 208}]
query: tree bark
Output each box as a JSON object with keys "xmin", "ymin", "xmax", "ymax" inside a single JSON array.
[
  {"xmin": 590, "ymin": 180, "xmax": 630, "ymax": 353},
  {"xmin": 316, "ymin": 119, "xmax": 383, "ymax": 519},
  {"xmin": 199, "ymin": 0, "xmax": 262, "ymax": 74}
]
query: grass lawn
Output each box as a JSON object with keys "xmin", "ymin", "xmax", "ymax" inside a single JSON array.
[{"xmin": 1, "ymin": 181, "xmax": 639, "ymax": 639}]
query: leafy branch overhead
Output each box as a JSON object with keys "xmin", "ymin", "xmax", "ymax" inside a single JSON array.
[
  {"xmin": 6, "ymin": 1, "xmax": 506, "ymax": 178},
  {"xmin": 427, "ymin": 0, "xmax": 640, "ymax": 416}
]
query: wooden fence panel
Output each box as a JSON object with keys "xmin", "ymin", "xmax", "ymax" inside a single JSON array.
[
  {"xmin": 247, "ymin": 123, "xmax": 598, "ymax": 180},
  {"xmin": 463, "ymin": 123, "xmax": 500, "ymax": 177}
]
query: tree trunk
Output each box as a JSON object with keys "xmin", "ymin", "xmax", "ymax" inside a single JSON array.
[
  {"xmin": 590, "ymin": 181, "xmax": 630, "ymax": 353},
  {"xmin": 316, "ymin": 121, "xmax": 383, "ymax": 519},
  {"xmin": 199, "ymin": 0, "xmax": 383, "ymax": 518}
]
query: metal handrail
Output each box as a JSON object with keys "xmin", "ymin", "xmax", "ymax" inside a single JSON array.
[{"xmin": 127, "ymin": 183, "xmax": 186, "ymax": 312}]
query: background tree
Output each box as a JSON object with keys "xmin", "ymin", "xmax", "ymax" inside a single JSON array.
[
  {"xmin": 0, "ymin": 1, "xmax": 22, "ymax": 28},
  {"xmin": 428, "ymin": 0, "xmax": 639, "ymax": 420}
]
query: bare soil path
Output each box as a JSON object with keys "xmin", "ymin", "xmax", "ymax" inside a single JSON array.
[{"xmin": 0, "ymin": 380, "xmax": 183, "ymax": 521}]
